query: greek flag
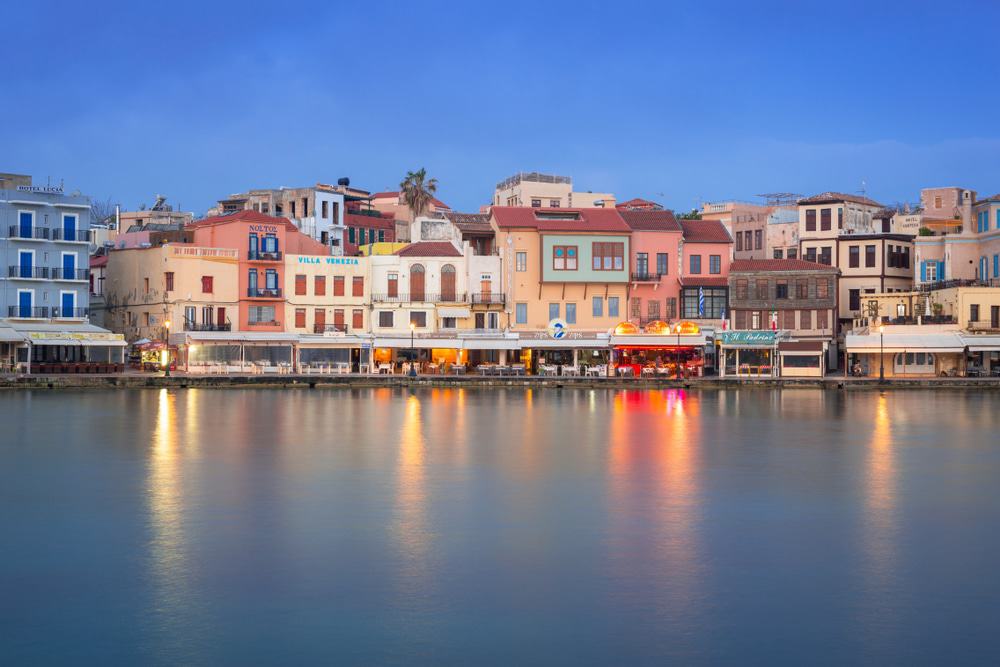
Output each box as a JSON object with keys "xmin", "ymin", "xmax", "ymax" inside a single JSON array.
[{"xmin": 698, "ymin": 286, "xmax": 705, "ymax": 317}]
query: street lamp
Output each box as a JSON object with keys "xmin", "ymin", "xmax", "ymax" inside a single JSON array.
[
  {"xmin": 409, "ymin": 322, "xmax": 417, "ymax": 377},
  {"xmin": 163, "ymin": 319, "xmax": 172, "ymax": 377},
  {"xmin": 878, "ymin": 324, "xmax": 885, "ymax": 382},
  {"xmin": 676, "ymin": 324, "xmax": 682, "ymax": 380}
]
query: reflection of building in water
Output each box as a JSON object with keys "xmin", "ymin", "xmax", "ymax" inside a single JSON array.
[{"xmin": 393, "ymin": 395, "xmax": 430, "ymax": 586}]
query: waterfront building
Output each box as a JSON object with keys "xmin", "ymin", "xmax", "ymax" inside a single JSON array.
[
  {"xmin": 725, "ymin": 259, "xmax": 841, "ymax": 376},
  {"xmin": 0, "ymin": 175, "xmax": 125, "ymax": 372},
  {"xmin": 678, "ymin": 218, "xmax": 733, "ymax": 325},
  {"xmin": 915, "ymin": 189, "xmax": 1000, "ymax": 286},
  {"xmin": 493, "ymin": 172, "xmax": 615, "ymax": 209},
  {"xmin": 618, "ymin": 209, "xmax": 683, "ymax": 326},
  {"xmin": 701, "ymin": 200, "xmax": 773, "ymax": 259}
]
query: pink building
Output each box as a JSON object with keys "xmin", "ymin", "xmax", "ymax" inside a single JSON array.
[
  {"xmin": 678, "ymin": 219, "xmax": 734, "ymax": 323},
  {"xmin": 619, "ymin": 209, "xmax": 683, "ymax": 324},
  {"xmin": 188, "ymin": 210, "xmax": 328, "ymax": 331}
]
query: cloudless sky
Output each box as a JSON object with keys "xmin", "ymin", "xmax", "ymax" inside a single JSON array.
[{"xmin": 4, "ymin": 0, "xmax": 999, "ymax": 214}]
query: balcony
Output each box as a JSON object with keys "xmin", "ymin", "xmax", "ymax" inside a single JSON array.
[
  {"xmin": 51, "ymin": 268, "xmax": 90, "ymax": 281},
  {"xmin": 184, "ymin": 318, "xmax": 232, "ymax": 332},
  {"xmin": 7, "ymin": 306, "xmax": 49, "ymax": 318},
  {"xmin": 7, "ymin": 226, "xmax": 50, "ymax": 240},
  {"xmin": 630, "ymin": 272, "xmax": 662, "ymax": 282},
  {"xmin": 8, "ymin": 266, "xmax": 50, "ymax": 279},
  {"xmin": 247, "ymin": 287, "xmax": 283, "ymax": 298},
  {"xmin": 372, "ymin": 292, "xmax": 467, "ymax": 303},
  {"xmin": 471, "ymin": 293, "xmax": 506, "ymax": 306},
  {"xmin": 917, "ymin": 278, "xmax": 1000, "ymax": 292},
  {"xmin": 314, "ymin": 324, "xmax": 349, "ymax": 334},
  {"xmin": 52, "ymin": 307, "xmax": 89, "ymax": 319},
  {"xmin": 967, "ymin": 320, "xmax": 1000, "ymax": 332},
  {"xmin": 248, "ymin": 249, "xmax": 283, "ymax": 261},
  {"xmin": 51, "ymin": 228, "xmax": 92, "ymax": 242},
  {"xmin": 247, "ymin": 319, "xmax": 281, "ymax": 327}
]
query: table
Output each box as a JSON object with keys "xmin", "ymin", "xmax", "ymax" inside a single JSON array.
[
  {"xmin": 616, "ymin": 366, "xmax": 634, "ymax": 377},
  {"xmin": 377, "ymin": 363, "xmax": 393, "ymax": 374}
]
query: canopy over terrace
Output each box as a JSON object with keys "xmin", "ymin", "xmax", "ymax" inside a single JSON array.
[
  {"xmin": 297, "ymin": 332, "xmax": 372, "ymax": 371},
  {"xmin": 844, "ymin": 330, "xmax": 965, "ymax": 354},
  {"xmin": 610, "ymin": 321, "xmax": 708, "ymax": 376},
  {"xmin": 9, "ymin": 322, "xmax": 127, "ymax": 373},
  {"xmin": 372, "ymin": 332, "xmax": 521, "ymax": 369},
  {"xmin": 170, "ymin": 330, "xmax": 301, "ymax": 371}
]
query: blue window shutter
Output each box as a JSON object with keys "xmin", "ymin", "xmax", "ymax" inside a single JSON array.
[
  {"xmin": 920, "ymin": 261, "xmax": 927, "ymax": 282},
  {"xmin": 938, "ymin": 261, "xmax": 945, "ymax": 280},
  {"xmin": 994, "ymin": 255, "xmax": 999, "ymax": 279}
]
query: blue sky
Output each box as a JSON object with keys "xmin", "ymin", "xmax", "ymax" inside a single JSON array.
[{"xmin": 4, "ymin": 0, "xmax": 999, "ymax": 214}]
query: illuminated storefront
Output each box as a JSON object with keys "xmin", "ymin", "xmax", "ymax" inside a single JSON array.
[
  {"xmin": 610, "ymin": 321, "xmax": 707, "ymax": 377},
  {"xmin": 718, "ymin": 330, "xmax": 786, "ymax": 377}
]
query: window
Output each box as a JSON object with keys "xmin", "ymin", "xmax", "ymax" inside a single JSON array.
[
  {"xmin": 442, "ymin": 317, "xmax": 457, "ymax": 329},
  {"xmin": 315, "ymin": 275, "xmax": 326, "ymax": 296},
  {"xmin": 353, "ymin": 276, "xmax": 364, "ymax": 296},
  {"xmin": 849, "ymin": 289, "xmax": 861, "ymax": 312},
  {"xmin": 816, "ymin": 278, "xmax": 829, "ymax": 299},
  {"xmin": 838, "ymin": 208, "xmax": 843, "ymax": 229},
  {"xmin": 549, "ymin": 200, "xmax": 560, "ymax": 207},
  {"xmin": 934, "ymin": 196, "xmax": 942, "ymax": 209},
  {"xmin": 592, "ymin": 296, "xmax": 603, "ymax": 317},
  {"xmin": 818, "ymin": 247, "xmax": 831, "ymax": 266},
  {"xmin": 592, "ymin": 242, "xmax": 624, "ymax": 271},
  {"xmin": 352, "ymin": 309, "xmax": 363, "ymax": 329},
  {"xmin": 549, "ymin": 303, "xmax": 560, "ymax": 321},
  {"xmin": 248, "ymin": 306, "xmax": 276, "ymax": 324},
  {"xmin": 410, "ymin": 311, "xmax": 427, "ymax": 328},
  {"xmin": 796, "ymin": 279, "xmax": 808, "ymax": 299},
  {"xmin": 201, "ymin": 276, "xmax": 213, "ymax": 293},
  {"xmin": 379, "ymin": 230, "xmax": 385, "ymax": 242},
  {"xmin": 782, "ymin": 310, "xmax": 796, "ymax": 329},
  {"xmin": 787, "ymin": 248, "xmax": 797, "ymax": 260},
  {"xmin": 736, "ymin": 234, "xmax": 743, "ymax": 252},
  {"xmin": 265, "ymin": 269, "xmax": 278, "ymax": 290},
  {"xmin": 849, "ymin": 246, "xmax": 860, "ymax": 268},
  {"xmin": 636, "ymin": 252, "xmax": 649, "ymax": 276},
  {"xmin": 359, "ymin": 228, "xmax": 366, "ymax": 245},
  {"xmin": 656, "ymin": 253, "xmax": 668, "ymax": 276},
  {"xmin": 817, "ymin": 309, "xmax": 828, "ymax": 330},
  {"xmin": 631, "ymin": 297, "xmax": 642, "ymax": 319},
  {"xmin": 516, "ymin": 251, "xmax": 527, "ymax": 272},
  {"xmin": 322, "ymin": 200, "xmax": 328, "ymax": 218},
  {"xmin": 734, "ymin": 310, "xmax": 747, "ymax": 329},
  {"xmin": 709, "ymin": 255, "xmax": 721, "ymax": 274},
  {"xmin": 820, "ymin": 208, "xmax": 831, "ymax": 231},
  {"xmin": 682, "ymin": 287, "xmax": 727, "ymax": 318},
  {"xmin": 971, "ymin": 304, "xmax": 980, "ymax": 323},
  {"xmin": 800, "ymin": 309, "xmax": 812, "ymax": 329},
  {"xmin": 805, "ymin": 209, "xmax": 816, "ymax": 231},
  {"xmin": 735, "ymin": 279, "xmax": 748, "ymax": 300},
  {"xmin": 689, "ymin": 254, "xmax": 702, "ymax": 274},
  {"xmin": 665, "ymin": 297, "xmax": 676, "ymax": 319},
  {"xmin": 751, "ymin": 311, "xmax": 761, "ymax": 329},
  {"xmin": 553, "ymin": 245, "xmax": 578, "ymax": 270},
  {"xmin": 348, "ymin": 227, "xmax": 356, "ymax": 244},
  {"xmin": 144, "ymin": 277, "xmax": 149, "ymax": 294},
  {"xmin": 608, "ymin": 297, "xmax": 620, "ymax": 318},
  {"xmin": 294, "ymin": 308, "xmax": 306, "ymax": 328},
  {"xmin": 333, "ymin": 276, "xmax": 345, "ymax": 296},
  {"xmin": 756, "ymin": 280, "xmax": 768, "ymax": 300},
  {"xmin": 565, "ymin": 303, "xmax": 577, "ymax": 324},
  {"xmin": 754, "ymin": 230, "xmax": 763, "ymax": 250},
  {"xmin": 515, "ymin": 302, "xmax": 528, "ymax": 324},
  {"xmin": 531, "ymin": 199, "xmax": 541, "ymax": 208},
  {"xmin": 776, "ymin": 280, "xmax": 788, "ymax": 299},
  {"xmin": 865, "ymin": 245, "xmax": 876, "ymax": 268},
  {"xmin": 165, "ymin": 272, "xmax": 174, "ymax": 292},
  {"xmin": 378, "ymin": 311, "xmax": 393, "ymax": 328},
  {"xmin": 295, "ymin": 274, "xmax": 307, "ymax": 295},
  {"xmin": 387, "ymin": 272, "xmax": 398, "ymax": 298},
  {"xmin": 925, "ymin": 261, "xmax": 938, "ymax": 282},
  {"xmin": 647, "ymin": 300, "xmax": 660, "ymax": 321},
  {"xmin": 773, "ymin": 249, "xmax": 783, "ymax": 259}
]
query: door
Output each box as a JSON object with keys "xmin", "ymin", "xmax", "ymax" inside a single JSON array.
[
  {"xmin": 18, "ymin": 291, "xmax": 32, "ymax": 318},
  {"xmin": 63, "ymin": 215, "xmax": 76, "ymax": 241},
  {"xmin": 19, "ymin": 251, "xmax": 32, "ymax": 278},
  {"xmin": 441, "ymin": 264, "xmax": 456, "ymax": 301},
  {"xmin": 992, "ymin": 306, "xmax": 999, "ymax": 329},
  {"xmin": 248, "ymin": 269, "xmax": 258, "ymax": 294},
  {"xmin": 480, "ymin": 279, "xmax": 491, "ymax": 302},
  {"xmin": 61, "ymin": 292, "xmax": 75, "ymax": 317},
  {"xmin": 315, "ymin": 309, "xmax": 326, "ymax": 333},
  {"xmin": 387, "ymin": 273, "xmax": 398, "ymax": 298},
  {"xmin": 62, "ymin": 253, "xmax": 75, "ymax": 280},
  {"xmin": 410, "ymin": 264, "xmax": 425, "ymax": 301},
  {"xmin": 249, "ymin": 233, "xmax": 259, "ymax": 259},
  {"xmin": 217, "ymin": 307, "xmax": 226, "ymax": 328},
  {"xmin": 333, "ymin": 309, "xmax": 344, "ymax": 331},
  {"xmin": 19, "ymin": 211, "xmax": 32, "ymax": 238}
]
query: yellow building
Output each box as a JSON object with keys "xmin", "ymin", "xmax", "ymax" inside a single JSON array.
[{"xmin": 284, "ymin": 254, "xmax": 369, "ymax": 335}]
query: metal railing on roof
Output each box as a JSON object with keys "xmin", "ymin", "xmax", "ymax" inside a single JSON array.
[{"xmin": 496, "ymin": 172, "xmax": 572, "ymax": 190}]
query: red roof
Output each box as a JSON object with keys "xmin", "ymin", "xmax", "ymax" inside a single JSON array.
[
  {"xmin": 90, "ymin": 255, "xmax": 109, "ymax": 268},
  {"xmin": 345, "ymin": 212, "xmax": 395, "ymax": 230},
  {"xmin": 618, "ymin": 209, "xmax": 680, "ymax": 232},
  {"xmin": 730, "ymin": 259, "xmax": 839, "ymax": 273},
  {"xmin": 679, "ymin": 219, "xmax": 732, "ymax": 243},
  {"xmin": 491, "ymin": 207, "xmax": 630, "ymax": 233},
  {"xmin": 188, "ymin": 209, "xmax": 296, "ymax": 230},
  {"xmin": 395, "ymin": 241, "xmax": 463, "ymax": 257},
  {"xmin": 798, "ymin": 191, "xmax": 883, "ymax": 207},
  {"xmin": 616, "ymin": 198, "xmax": 663, "ymax": 210},
  {"xmin": 371, "ymin": 191, "xmax": 450, "ymax": 210},
  {"xmin": 679, "ymin": 276, "xmax": 729, "ymax": 287}
]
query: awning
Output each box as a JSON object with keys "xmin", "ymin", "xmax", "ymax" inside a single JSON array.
[
  {"xmin": 778, "ymin": 340, "xmax": 825, "ymax": 353},
  {"xmin": 522, "ymin": 337, "xmax": 611, "ymax": 349},
  {"xmin": 459, "ymin": 336, "xmax": 521, "ymax": 350},
  {"xmin": 438, "ymin": 307, "xmax": 471, "ymax": 319},
  {"xmin": 845, "ymin": 331, "xmax": 965, "ymax": 353},
  {"xmin": 0, "ymin": 327, "xmax": 23, "ymax": 343},
  {"xmin": 962, "ymin": 335, "xmax": 1000, "ymax": 352},
  {"xmin": 27, "ymin": 335, "xmax": 127, "ymax": 347},
  {"xmin": 373, "ymin": 336, "xmax": 462, "ymax": 350},
  {"xmin": 610, "ymin": 334, "xmax": 707, "ymax": 347}
]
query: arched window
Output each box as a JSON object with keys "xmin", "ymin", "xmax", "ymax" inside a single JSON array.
[
  {"xmin": 410, "ymin": 264, "xmax": 425, "ymax": 301},
  {"xmin": 441, "ymin": 264, "xmax": 456, "ymax": 302}
]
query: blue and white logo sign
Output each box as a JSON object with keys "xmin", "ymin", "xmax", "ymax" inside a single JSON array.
[{"xmin": 547, "ymin": 318, "xmax": 568, "ymax": 340}]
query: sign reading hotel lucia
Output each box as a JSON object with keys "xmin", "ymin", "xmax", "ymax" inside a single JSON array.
[
  {"xmin": 297, "ymin": 256, "xmax": 360, "ymax": 266},
  {"xmin": 717, "ymin": 331, "xmax": 777, "ymax": 345}
]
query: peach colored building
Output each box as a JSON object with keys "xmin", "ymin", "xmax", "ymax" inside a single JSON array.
[
  {"xmin": 678, "ymin": 219, "xmax": 734, "ymax": 324},
  {"xmin": 187, "ymin": 211, "xmax": 328, "ymax": 332},
  {"xmin": 618, "ymin": 209, "xmax": 683, "ymax": 324}
]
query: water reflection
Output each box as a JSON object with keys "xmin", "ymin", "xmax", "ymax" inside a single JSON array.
[{"xmin": 393, "ymin": 394, "xmax": 431, "ymax": 592}]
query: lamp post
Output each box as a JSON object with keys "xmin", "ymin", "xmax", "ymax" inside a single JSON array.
[
  {"xmin": 878, "ymin": 324, "xmax": 885, "ymax": 383},
  {"xmin": 676, "ymin": 325, "xmax": 682, "ymax": 380},
  {"xmin": 409, "ymin": 322, "xmax": 417, "ymax": 377},
  {"xmin": 163, "ymin": 319, "xmax": 172, "ymax": 377}
]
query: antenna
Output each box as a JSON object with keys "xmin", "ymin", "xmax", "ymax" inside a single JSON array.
[{"xmin": 858, "ymin": 179, "xmax": 868, "ymax": 200}]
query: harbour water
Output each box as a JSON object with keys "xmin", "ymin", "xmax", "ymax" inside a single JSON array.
[{"xmin": 2, "ymin": 388, "xmax": 999, "ymax": 665}]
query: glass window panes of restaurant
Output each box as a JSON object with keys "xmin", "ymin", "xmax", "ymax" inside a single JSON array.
[{"xmin": 682, "ymin": 287, "xmax": 726, "ymax": 318}]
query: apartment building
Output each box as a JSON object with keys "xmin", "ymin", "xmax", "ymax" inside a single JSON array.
[
  {"xmin": 678, "ymin": 219, "xmax": 733, "ymax": 322},
  {"xmin": 701, "ymin": 201, "xmax": 773, "ymax": 259},
  {"xmin": 618, "ymin": 209, "xmax": 682, "ymax": 325},
  {"xmin": 285, "ymin": 254, "xmax": 369, "ymax": 335},
  {"xmin": 916, "ymin": 189, "xmax": 1000, "ymax": 285},
  {"xmin": 493, "ymin": 172, "xmax": 615, "ymax": 209}
]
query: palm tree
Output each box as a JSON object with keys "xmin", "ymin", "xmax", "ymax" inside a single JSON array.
[{"xmin": 400, "ymin": 168, "xmax": 439, "ymax": 220}]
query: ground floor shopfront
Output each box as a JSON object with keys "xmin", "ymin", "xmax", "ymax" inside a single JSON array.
[
  {"xmin": 846, "ymin": 329, "xmax": 1000, "ymax": 378},
  {"xmin": 3, "ymin": 321, "xmax": 126, "ymax": 374}
]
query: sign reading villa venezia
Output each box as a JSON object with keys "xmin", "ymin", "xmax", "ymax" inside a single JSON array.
[{"xmin": 297, "ymin": 256, "xmax": 360, "ymax": 265}]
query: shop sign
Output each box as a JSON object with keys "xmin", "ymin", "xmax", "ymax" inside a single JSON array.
[
  {"xmin": 27, "ymin": 331, "xmax": 125, "ymax": 342},
  {"xmin": 17, "ymin": 185, "xmax": 64, "ymax": 194},
  {"xmin": 547, "ymin": 318, "xmax": 568, "ymax": 340},
  {"xmin": 717, "ymin": 330, "xmax": 777, "ymax": 346},
  {"xmin": 297, "ymin": 256, "xmax": 360, "ymax": 266},
  {"xmin": 249, "ymin": 224, "xmax": 278, "ymax": 233}
]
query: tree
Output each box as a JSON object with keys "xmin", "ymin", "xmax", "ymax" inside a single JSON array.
[
  {"xmin": 677, "ymin": 208, "xmax": 702, "ymax": 220},
  {"xmin": 400, "ymin": 168, "xmax": 438, "ymax": 220},
  {"xmin": 90, "ymin": 196, "xmax": 117, "ymax": 227}
]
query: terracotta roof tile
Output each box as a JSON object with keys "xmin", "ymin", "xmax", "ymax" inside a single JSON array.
[
  {"xmin": 798, "ymin": 191, "xmax": 883, "ymax": 208},
  {"xmin": 618, "ymin": 209, "xmax": 680, "ymax": 232},
  {"xmin": 615, "ymin": 198, "xmax": 663, "ymax": 210},
  {"xmin": 395, "ymin": 241, "xmax": 463, "ymax": 257},
  {"xmin": 491, "ymin": 206, "xmax": 629, "ymax": 232},
  {"xmin": 345, "ymin": 212, "xmax": 395, "ymax": 230},
  {"xmin": 188, "ymin": 209, "xmax": 297, "ymax": 229},
  {"xmin": 679, "ymin": 219, "xmax": 732, "ymax": 243},
  {"xmin": 444, "ymin": 212, "xmax": 494, "ymax": 233},
  {"xmin": 730, "ymin": 259, "xmax": 840, "ymax": 272}
]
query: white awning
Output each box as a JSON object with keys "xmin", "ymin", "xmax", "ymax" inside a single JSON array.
[
  {"xmin": 373, "ymin": 336, "xmax": 463, "ymax": 349},
  {"xmin": 611, "ymin": 334, "xmax": 708, "ymax": 347},
  {"xmin": 13, "ymin": 322, "xmax": 126, "ymax": 347},
  {"xmin": 0, "ymin": 327, "xmax": 23, "ymax": 343},
  {"xmin": 459, "ymin": 336, "xmax": 521, "ymax": 350},
  {"xmin": 438, "ymin": 307, "xmax": 471, "ymax": 318},
  {"xmin": 521, "ymin": 337, "xmax": 611, "ymax": 349},
  {"xmin": 845, "ymin": 331, "xmax": 965, "ymax": 354},
  {"xmin": 962, "ymin": 335, "xmax": 1000, "ymax": 352}
]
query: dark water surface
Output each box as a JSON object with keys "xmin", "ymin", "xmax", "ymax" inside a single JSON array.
[{"xmin": 2, "ymin": 388, "xmax": 999, "ymax": 665}]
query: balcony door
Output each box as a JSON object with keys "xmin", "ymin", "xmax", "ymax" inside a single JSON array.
[
  {"xmin": 410, "ymin": 264, "xmax": 425, "ymax": 301},
  {"xmin": 441, "ymin": 264, "xmax": 456, "ymax": 302},
  {"xmin": 480, "ymin": 279, "xmax": 491, "ymax": 301},
  {"xmin": 249, "ymin": 233, "xmax": 259, "ymax": 258},
  {"xmin": 62, "ymin": 253, "xmax": 76, "ymax": 280},
  {"xmin": 19, "ymin": 250, "xmax": 32, "ymax": 278},
  {"xmin": 62, "ymin": 215, "xmax": 77, "ymax": 241},
  {"xmin": 316, "ymin": 309, "xmax": 326, "ymax": 332},
  {"xmin": 61, "ymin": 292, "xmax": 75, "ymax": 317},
  {"xmin": 19, "ymin": 211, "xmax": 32, "ymax": 237},
  {"xmin": 18, "ymin": 291, "xmax": 32, "ymax": 318},
  {"xmin": 217, "ymin": 307, "xmax": 226, "ymax": 328},
  {"xmin": 387, "ymin": 272, "xmax": 398, "ymax": 298},
  {"xmin": 333, "ymin": 309, "xmax": 344, "ymax": 331}
]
